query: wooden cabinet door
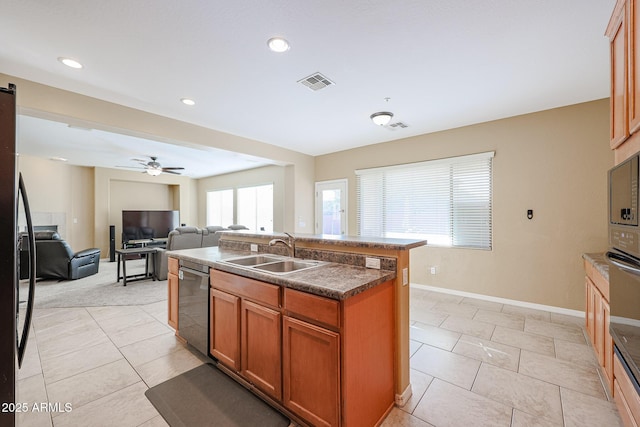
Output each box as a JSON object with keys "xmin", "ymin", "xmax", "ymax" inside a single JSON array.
[
  {"xmin": 611, "ymin": 6, "xmax": 629, "ymax": 148},
  {"xmin": 586, "ymin": 278, "xmax": 596, "ymax": 345},
  {"xmin": 168, "ymin": 272, "xmax": 179, "ymax": 330},
  {"xmin": 630, "ymin": 0, "xmax": 640, "ymax": 134},
  {"xmin": 241, "ymin": 300, "xmax": 282, "ymax": 400},
  {"xmin": 283, "ymin": 316, "xmax": 340, "ymax": 427},
  {"xmin": 594, "ymin": 288, "xmax": 605, "ymax": 365},
  {"xmin": 210, "ymin": 288, "xmax": 241, "ymax": 371}
]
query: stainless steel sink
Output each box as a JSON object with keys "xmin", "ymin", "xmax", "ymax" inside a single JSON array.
[
  {"xmin": 253, "ymin": 260, "xmax": 322, "ymax": 274},
  {"xmin": 220, "ymin": 254, "xmax": 324, "ymax": 275},
  {"xmin": 222, "ymin": 255, "xmax": 283, "ymax": 266}
]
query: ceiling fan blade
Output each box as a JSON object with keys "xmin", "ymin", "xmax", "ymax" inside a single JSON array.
[
  {"xmin": 162, "ymin": 167, "xmax": 185, "ymax": 170},
  {"xmin": 162, "ymin": 170, "xmax": 182, "ymax": 175}
]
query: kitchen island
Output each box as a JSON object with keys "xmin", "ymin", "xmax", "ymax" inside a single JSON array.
[{"xmin": 167, "ymin": 232, "xmax": 425, "ymax": 426}]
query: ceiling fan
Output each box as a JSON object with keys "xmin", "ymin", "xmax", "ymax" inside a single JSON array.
[{"xmin": 126, "ymin": 156, "xmax": 185, "ymax": 176}]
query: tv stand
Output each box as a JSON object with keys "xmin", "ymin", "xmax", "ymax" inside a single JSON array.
[{"xmin": 123, "ymin": 238, "xmax": 167, "ymax": 249}]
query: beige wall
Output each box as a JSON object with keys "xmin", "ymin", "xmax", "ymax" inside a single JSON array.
[
  {"xmin": 110, "ymin": 180, "xmax": 177, "ymax": 249},
  {"xmin": 197, "ymin": 165, "xmax": 287, "ymax": 231},
  {"xmin": 315, "ymin": 99, "xmax": 613, "ymax": 310},
  {"xmin": 93, "ymin": 167, "xmax": 196, "ymax": 255},
  {"xmin": 18, "ymin": 155, "xmax": 95, "ymax": 250}
]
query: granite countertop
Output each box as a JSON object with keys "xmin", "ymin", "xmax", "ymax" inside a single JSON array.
[
  {"xmin": 583, "ymin": 252, "xmax": 609, "ymax": 281},
  {"xmin": 167, "ymin": 246, "xmax": 397, "ymax": 300}
]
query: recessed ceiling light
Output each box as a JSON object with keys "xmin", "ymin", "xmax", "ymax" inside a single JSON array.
[
  {"xmin": 58, "ymin": 57, "xmax": 83, "ymax": 69},
  {"xmin": 50, "ymin": 157, "xmax": 68, "ymax": 162},
  {"xmin": 181, "ymin": 98, "xmax": 196, "ymax": 106},
  {"xmin": 267, "ymin": 37, "xmax": 290, "ymax": 53}
]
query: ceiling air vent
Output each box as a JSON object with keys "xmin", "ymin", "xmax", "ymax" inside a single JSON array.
[
  {"xmin": 388, "ymin": 121, "xmax": 408, "ymax": 130},
  {"xmin": 298, "ymin": 72, "xmax": 335, "ymax": 91}
]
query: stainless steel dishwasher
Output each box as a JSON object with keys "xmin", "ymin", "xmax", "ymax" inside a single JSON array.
[{"xmin": 178, "ymin": 259, "xmax": 209, "ymax": 355}]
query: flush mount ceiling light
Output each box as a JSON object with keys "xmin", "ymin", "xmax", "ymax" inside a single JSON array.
[
  {"xmin": 180, "ymin": 98, "xmax": 195, "ymax": 106},
  {"xmin": 370, "ymin": 112, "xmax": 394, "ymax": 126},
  {"xmin": 267, "ymin": 37, "xmax": 290, "ymax": 53},
  {"xmin": 58, "ymin": 57, "xmax": 83, "ymax": 69}
]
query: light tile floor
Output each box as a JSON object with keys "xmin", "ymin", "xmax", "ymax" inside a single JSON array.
[{"xmin": 16, "ymin": 286, "xmax": 623, "ymax": 426}]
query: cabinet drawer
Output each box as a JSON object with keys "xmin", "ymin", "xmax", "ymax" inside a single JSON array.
[
  {"xmin": 168, "ymin": 257, "xmax": 179, "ymax": 275},
  {"xmin": 284, "ymin": 288, "xmax": 340, "ymax": 329},
  {"xmin": 615, "ymin": 353, "xmax": 640, "ymax": 424},
  {"xmin": 211, "ymin": 269, "xmax": 280, "ymax": 308},
  {"xmin": 615, "ymin": 379, "xmax": 640, "ymax": 427}
]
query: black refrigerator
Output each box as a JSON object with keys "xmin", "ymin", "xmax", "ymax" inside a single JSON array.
[{"xmin": 0, "ymin": 83, "xmax": 36, "ymax": 426}]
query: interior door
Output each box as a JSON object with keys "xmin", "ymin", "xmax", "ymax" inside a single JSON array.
[{"xmin": 315, "ymin": 180, "xmax": 347, "ymax": 236}]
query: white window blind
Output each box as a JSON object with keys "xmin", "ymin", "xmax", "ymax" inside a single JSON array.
[
  {"xmin": 356, "ymin": 151, "xmax": 494, "ymax": 249},
  {"xmin": 206, "ymin": 189, "xmax": 234, "ymax": 227}
]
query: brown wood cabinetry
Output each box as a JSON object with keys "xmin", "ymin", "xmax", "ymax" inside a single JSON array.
[
  {"xmin": 210, "ymin": 288, "xmax": 241, "ymax": 370},
  {"xmin": 283, "ymin": 316, "xmax": 340, "ymax": 427},
  {"xmin": 608, "ymin": 0, "xmax": 640, "ymax": 160},
  {"xmin": 209, "ymin": 268, "xmax": 395, "ymax": 426},
  {"xmin": 167, "ymin": 257, "xmax": 179, "ymax": 330},
  {"xmin": 584, "ymin": 259, "xmax": 613, "ymax": 392},
  {"xmin": 615, "ymin": 354, "xmax": 640, "ymax": 427},
  {"xmin": 210, "ymin": 270, "xmax": 282, "ymax": 400},
  {"xmin": 241, "ymin": 299, "xmax": 282, "ymax": 399}
]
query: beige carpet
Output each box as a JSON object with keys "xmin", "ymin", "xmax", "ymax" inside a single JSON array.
[{"xmin": 22, "ymin": 259, "xmax": 167, "ymax": 308}]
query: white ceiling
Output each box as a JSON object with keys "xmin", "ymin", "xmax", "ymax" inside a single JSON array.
[{"xmin": 1, "ymin": 0, "xmax": 615, "ymax": 177}]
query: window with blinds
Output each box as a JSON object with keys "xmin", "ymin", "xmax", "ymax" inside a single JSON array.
[{"xmin": 356, "ymin": 151, "xmax": 494, "ymax": 250}]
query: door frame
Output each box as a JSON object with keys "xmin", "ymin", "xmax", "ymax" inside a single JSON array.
[{"xmin": 314, "ymin": 179, "xmax": 348, "ymax": 235}]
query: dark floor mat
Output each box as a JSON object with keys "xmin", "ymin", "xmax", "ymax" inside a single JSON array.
[{"xmin": 145, "ymin": 363, "xmax": 290, "ymax": 427}]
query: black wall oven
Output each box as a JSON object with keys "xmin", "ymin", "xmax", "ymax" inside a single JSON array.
[{"xmin": 607, "ymin": 153, "xmax": 640, "ymax": 391}]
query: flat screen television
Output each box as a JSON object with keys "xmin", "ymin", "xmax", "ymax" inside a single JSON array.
[{"xmin": 122, "ymin": 210, "xmax": 179, "ymax": 242}]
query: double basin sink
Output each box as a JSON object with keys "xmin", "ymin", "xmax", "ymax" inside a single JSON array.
[{"xmin": 220, "ymin": 254, "xmax": 324, "ymax": 275}]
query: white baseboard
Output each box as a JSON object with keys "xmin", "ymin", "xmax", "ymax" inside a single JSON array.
[
  {"xmin": 395, "ymin": 383, "xmax": 413, "ymax": 407},
  {"xmin": 410, "ymin": 283, "xmax": 584, "ymax": 318}
]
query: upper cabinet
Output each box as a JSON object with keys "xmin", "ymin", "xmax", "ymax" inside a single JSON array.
[
  {"xmin": 609, "ymin": 2, "xmax": 628, "ymax": 148},
  {"xmin": 608, "ymin": 0, "xmax": 640, "ymax": 162}
]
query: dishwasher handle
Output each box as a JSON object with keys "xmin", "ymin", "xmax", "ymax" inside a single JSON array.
[
  {"xmin": 607, "ymin": 250, "xmax": 640, "ymax": 277},
  {"xmin": 178, "ymin": 266, "xmax": 210, "ymax": 280}
]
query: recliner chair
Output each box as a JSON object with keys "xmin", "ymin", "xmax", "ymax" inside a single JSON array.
[{"xmin": 34, "ymin": 231, "xmax": 101, "ymax": 280}]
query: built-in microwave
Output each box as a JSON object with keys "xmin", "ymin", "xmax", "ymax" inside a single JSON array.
[{"xmin": 609, "ymin": 154, "xmax": 640, "ymax": 259}]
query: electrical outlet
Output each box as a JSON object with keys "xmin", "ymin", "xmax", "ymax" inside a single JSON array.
[
  {"xmin": 365, "ymin": 257, "xmax": 381, "ymax": 269},
  {"xmin": 430, "ymin": 266, "xmax": 437, "ymax": 275},
  {"xmin": 250, "ymin": 244, "xmax": 258, "ymax": 252}
]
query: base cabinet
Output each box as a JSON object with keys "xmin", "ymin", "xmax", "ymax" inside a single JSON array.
[
  {"xmin": 209, "ymin": 269, "xmax": 395, "ymax": 426},
  {"xmin": 210, "ymin": 270, "xmax": 282, "ymax": 400},
  {"xmin": 210, "ymin": 288, "xmax": 241, "ymax": 370},
  {"xmin": 584, "ymin": 259, "xmax": 614, "ymax": 392},
  {"xmin": 241, "ymin": 300, "xmax": 282, "ymax": 400},
  {"xmin": 167, "ymin": 257, "xmax": 179, "ymax": 330},
  {"xmin": 282, "ymin": 316, "xmax": 340, "ymax": 427},
  {"xmin": 615, "ymin": 354, "xmax": 640, "ymax": 427}
]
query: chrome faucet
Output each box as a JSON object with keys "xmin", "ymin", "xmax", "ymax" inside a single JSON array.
[{"xmin": 269, "ymin": 232, "xmax": 295, "ymax": 257}]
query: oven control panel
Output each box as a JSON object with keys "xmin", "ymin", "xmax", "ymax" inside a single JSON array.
[{"xmin": 611, "ymin": 227, "xmax": 640, "ymax": 258}]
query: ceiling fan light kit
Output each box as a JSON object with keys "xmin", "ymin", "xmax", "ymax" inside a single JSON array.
[
  {"xmin": 370, "ymin": 111, "xmax": 393, "ymax": 126},
  {"xmin": 146, "ymin": 168, "xmax": 162, "ymax": 176}
]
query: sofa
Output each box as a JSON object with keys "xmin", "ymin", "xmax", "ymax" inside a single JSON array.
[
  {"xmin": 33, "ymin": 231, "xmax": 101, "ymax": 280},
  {"xmin": 154, "ymin": 225, "xmax": 233, "ymax": 280}
]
